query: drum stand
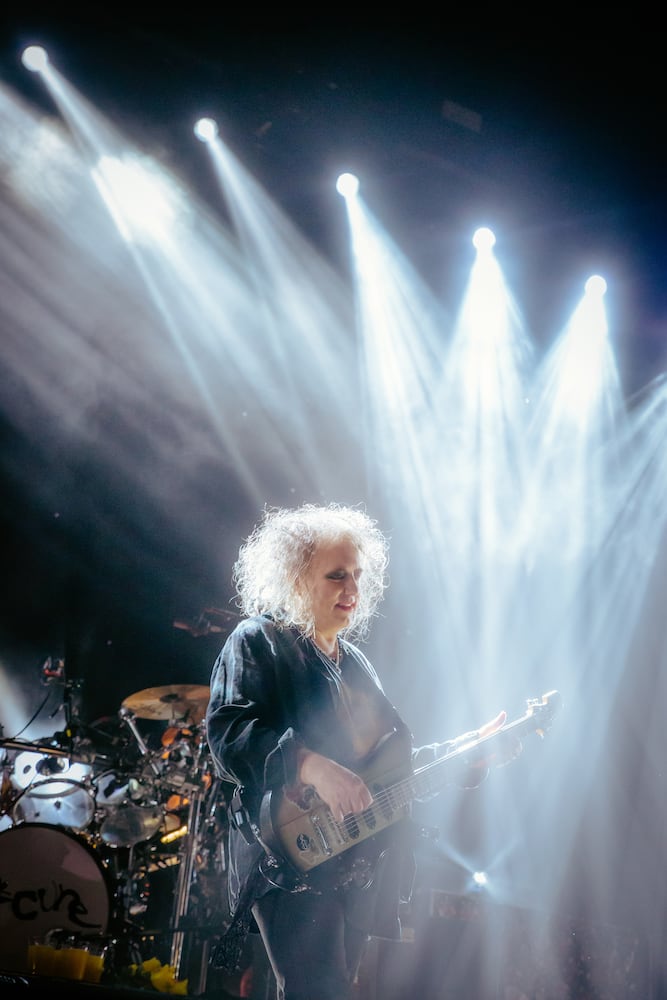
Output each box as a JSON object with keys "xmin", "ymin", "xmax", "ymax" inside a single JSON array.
[
  {"xmin": 167, "ymin": 736, "xmax": 220, "ymax": 994},
  {"xmin": 115, "ymin": 687, "xmax": 225, "ymax": 993},
  {"xmin": 169, "ymin": 786, "xmax": 204, "ymax": 977}
]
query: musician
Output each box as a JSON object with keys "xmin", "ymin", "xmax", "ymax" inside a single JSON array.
[{"xmin": 205, "ymin": 502, "xmax": 510, "ymax": 1000}]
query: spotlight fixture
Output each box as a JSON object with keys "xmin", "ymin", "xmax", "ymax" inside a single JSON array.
[
  {"xmin": 472, "ymin": 870, "xmax": 488, "ymax": 887},
  {"xmin": 585, "ymin": 274, "xmax": 607, "ymax": 297},
  {"xmin": 194, "ymin": 117, "xmax": 219, "ymax": 143},
  {"xmin": 21, "ymin": 46, "xmax": 49, "ymax": 73},
  {"xmin": 336, "ymin": 172, "xmax": 359, "ymax": 197},
  {"xmin": 472, "ymin": 227, "xmax": 496, "ymax": 251}
]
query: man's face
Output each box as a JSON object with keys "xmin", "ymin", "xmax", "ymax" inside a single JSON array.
[{"xmin": 303, "ymin": 537, "xmax": 361, "ymax": 641}]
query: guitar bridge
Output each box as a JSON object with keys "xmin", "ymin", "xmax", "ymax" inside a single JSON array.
[{"xmin": 310, "ymin": 811, "xmax": 334, "ymax": 857}]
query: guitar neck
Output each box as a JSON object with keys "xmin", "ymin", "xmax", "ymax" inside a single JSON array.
[{"xmin": 408, "ymin": 709, "xmax": 537, "ymax": 801}]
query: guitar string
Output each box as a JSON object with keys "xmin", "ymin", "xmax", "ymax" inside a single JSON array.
[{"xmin": 330, "ymin": 708, "xmax": 550, "ymax": 836}]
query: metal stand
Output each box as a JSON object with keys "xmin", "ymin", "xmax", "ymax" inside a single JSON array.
[{"xmin": 169, "ymin": 786, "xmax": 205, "ymax": 976}]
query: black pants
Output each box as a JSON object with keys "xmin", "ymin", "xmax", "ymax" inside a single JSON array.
[{"xmin": 252, "ymin": 888, "xmax": 370, "ymax": 1000}]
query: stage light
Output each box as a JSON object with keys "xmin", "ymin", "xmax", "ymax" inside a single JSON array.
[
  {"xmin": 336, "ymin": 172, "xmax": 359, "ymax": 197},
  {"xmin": 194, "ymin": 117, "xmax": 219, "ymax": 143},
  {"xmin": 21, "ymin": 46, "xmax": 49, "ymax": 73},
  {"xmin": 472, "ymin": 870, "xmax": 488, "ymax": 887},
  {"xmin": 472, "ymin": 227, "xmax": 496, "ymax": 251},
  {"xmin": 585, "ymin": 274, "xmax": 607, "ymax": 297}
]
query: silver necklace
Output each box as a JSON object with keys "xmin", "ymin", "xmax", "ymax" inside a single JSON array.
[{"xmin": 311, "ymin": 637, "xmax": 341, "ymax": 670}]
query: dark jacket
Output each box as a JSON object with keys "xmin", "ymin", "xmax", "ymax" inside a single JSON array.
[{"xmin": 205, "ymin": 615, "xmax": 453, "ymax": 969}]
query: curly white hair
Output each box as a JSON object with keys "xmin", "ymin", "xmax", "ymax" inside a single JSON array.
[{"xmin": 233, "ymin": 502, "xmax": 389, "ymax": 639}]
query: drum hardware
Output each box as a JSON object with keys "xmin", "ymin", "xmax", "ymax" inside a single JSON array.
[
  {"xmin": 0, "ymin": 735, "xmax": 100, "ymax": 767},
  {"xmin": 145, "ymin": 853, "xmax": 181, "ymax": 873},
  {"xmin": 90, "ymin": 707, "xmax": 210, "ymax": 850},
  {"xmin": 86, "ymin": 708, "xmax": 165, "ymax": 850},
  {"xmin": 118, "ymin": 707, "xmax": 161, "ymax": 776},
  {"xmin": 172, "ymin": 605, "xmax": 238, "ymax": 638},
  {"xmin": 168, "ymin": 785, "xmax": 206, "ymax": 978},
  {"xmin": 93, "ymin": 768, "xmax": 156, "ymax": 809},
  {"xmin": 111, "ymin": 851, "xmax": 153, "ymax": 919},
  {"xmin": 164, "ymin": 773, "xmax": 229, "ymax": 991},
  {"xmin": 156, "ymin": 729, "xmax": 211, "ymax": 799},
  {"xmin": 160, "ymin": 725, "xmax": 196, "ymax": 771},
  {"xmin": 1, "ymin": 760, "xmax": 15, "ymax": 820},
  {"xmin": 44, "ymin": 665, "xmax": 85, "ymax": 750}
]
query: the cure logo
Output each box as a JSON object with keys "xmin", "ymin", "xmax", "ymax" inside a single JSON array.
[{"xmin": 0, "ymin": 876, "xmax": 102, "ymax": 929}]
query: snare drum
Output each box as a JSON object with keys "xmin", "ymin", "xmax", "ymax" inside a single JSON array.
[
  {"xmin": 13, "ymin": 777, "xmax": 95, "ymax": 830},
  {"xmin": 0, "ymin": 823, "xmax": 112, "ymax": 973}
]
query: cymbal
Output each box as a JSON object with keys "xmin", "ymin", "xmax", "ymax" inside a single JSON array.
[{"xmin": 121, "ymin": 685, "xmax": 210, "ymax": 724}]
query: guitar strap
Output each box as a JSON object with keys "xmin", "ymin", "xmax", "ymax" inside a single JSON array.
[{"xmin": 229, "ymin": 784, "xmax": 257, "ymax": 846}]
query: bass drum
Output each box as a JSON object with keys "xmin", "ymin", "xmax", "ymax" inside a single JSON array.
[{"xmin": 0, "ymin": 823, "xmax": 112, "ymax": 973}]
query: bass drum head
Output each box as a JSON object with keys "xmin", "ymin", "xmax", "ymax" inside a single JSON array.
[{"xmin": 0, "ymin": 823, "xmax": 111, "ymax": 973}]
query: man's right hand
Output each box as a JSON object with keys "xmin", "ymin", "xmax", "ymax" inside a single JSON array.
[{"xmin": 297, "ymin": 748, "xmax": 373, "ymax": 823}]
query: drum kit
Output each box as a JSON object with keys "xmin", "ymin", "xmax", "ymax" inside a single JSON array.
[{"xmin": 0, "ymin": 681, "xmax": 230, "ymax": 987}]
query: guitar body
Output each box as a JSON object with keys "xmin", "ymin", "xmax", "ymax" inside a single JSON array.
[{"xmin": 260, "ymin": 731, "xmax": 412, "ymax": 888}]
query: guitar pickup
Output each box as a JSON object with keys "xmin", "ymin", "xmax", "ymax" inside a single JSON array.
[
  {"xmin": 346, "ymin": 815, "xmax": 360, "ymax": 840},
  {"xmin": 362, "ymin": 805, "xmax": 377, "ymax": 830}
]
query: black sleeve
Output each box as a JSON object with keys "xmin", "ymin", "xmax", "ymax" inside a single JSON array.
[{"xmin": 205, "ymin": 620, "xmax": 305, "ymax": 817}]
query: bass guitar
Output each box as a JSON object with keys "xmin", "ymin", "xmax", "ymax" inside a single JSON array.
[{"xmin": 258, "ymin": 690, "xmax": 562, "ymax": 890}]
